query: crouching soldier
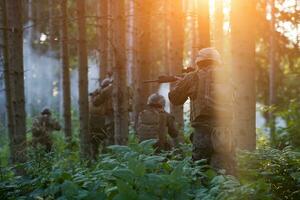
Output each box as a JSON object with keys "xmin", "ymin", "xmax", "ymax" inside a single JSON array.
[
  {"xmin": 93, "ymin": 78, "xmax": 115, "ymax": 147},
  {"xmin": 137, "ymin": 93, "xmax": 179, "ymax": 151},
  {"xmin": 89, "ymin": 88, "xmax": 106, "ymax": 159},
  {"xmin": 31, "ymin": 108, "xmax": 61, "ymax": 152}
]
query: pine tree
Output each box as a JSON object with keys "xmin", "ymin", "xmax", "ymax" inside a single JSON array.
[
  {"xmin": 5, "ymin": 0, "xmax": 27, "ymax": 172},
  {"xmin": 98, "ymin": 0, "xmax": 109, "ymax": 81},
  {"xmin": 169, "ymin": 0, "xmax": 184, "ymax": 128},
  {"xmin": 111, "ymin": 0, "xmax": 129, "ymax": 145},
  {"xmin": 269, "ymin": 0, "xmax": 277, "ymax": 145},
  {"xmin": 77, "ymin": 0, "xmax": 90, "ymax": 157},
  {"xmin": 61, "ymin": 0, "xmax": 72, "ymax": 142},
  {"xmin": 133, "ymin": 0, "xmax": 153, "ymax": 128},
  {"xmin": 231, "ymin": 0, "xmax": 256, "ymax": 150},
  {"xmin": 214, "ymin": 0, "xmax": 224, "ymax": 54},
  {"xmin": 197, "ymin": 0, "xmax": 210, "ymax": 49}
]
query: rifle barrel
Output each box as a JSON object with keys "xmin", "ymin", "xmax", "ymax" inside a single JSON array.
[{"xmin": 143, "ymin": 80, "xmax": 159, "ymax": 83}]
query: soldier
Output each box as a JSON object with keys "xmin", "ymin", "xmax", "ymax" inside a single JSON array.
[
  {"xmin": 31, "ymin": 108, "xmax": 61, "ymax": 152},
  {"xmin": 168, "ymin": 47, "xmax": 235, "ymax": 174},
  {"xmin": 89, "ymin": 87, "xmax": 106, "ymax": 159},
  {"xmin": 93, "ymin": 78, "xmax": 115, "ymax": 147},
  {"xmin": 137, "ymin": 93, "xmax": 179, "ymax": 151}
]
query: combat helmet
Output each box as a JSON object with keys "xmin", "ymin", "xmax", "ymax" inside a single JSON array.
[
  {"xmin": 41, "ymin": 108, "xmax": 51, "ymax": 115},
  {"xmin": 101, "ymin": 78, "xmax": 112, "ymax": 89},
  {"xmin": 147, "ymin": 93, "xmax": 166, "ymax": 108},
  {"xmin": 195, "ymin": 47, "xmax": 222, "ymax": 66}
]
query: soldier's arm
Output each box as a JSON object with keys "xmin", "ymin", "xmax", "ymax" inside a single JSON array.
[
  {"xmin": 166, "ymin": 114, "xmax": 179, "ymax": 138},
  {"xmin": 50, "ymin": 118, "xmax": 62, "ymax": 131},
  {"xmin": 168, "ymin": 72, "xmax": 198, "ymax": 106},
  {"xmin": 93, "ymin": 85, "xmax": 112, "ymax": 106},
  {"xmin": 166, "ymin": 114, "xmax": 180, "ymax": 147}
]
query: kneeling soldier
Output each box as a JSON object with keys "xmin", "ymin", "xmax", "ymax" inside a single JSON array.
[
  {"xmin": 32, "ymin": 108, "xmax": 61, "ymax": 152},
  {"xmin": 137, "ymin": 93, "xmax": 179, "ymax": 151}
]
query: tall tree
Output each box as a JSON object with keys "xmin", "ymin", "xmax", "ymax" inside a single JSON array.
[
  {"xmin": 5, "ymin": 0, "xmax": 27, "ymax": 171},
  {"xmin": 191, "ymin": 0, "xmax": 198, "ymax": 61},
  {"xmin": 169, "ymin": 0, "xmax": 184, "ymax": 128},
  {"xmin": 97, "ymin": 0, "xmax": 109, "ymax": 81},
  {"xmin": 77, "ymin": 0, "xmax": 90, "ymax": 157},
  {"xmin": 133, "ymin": 0, "xmax": 153, "ymax": 128},
  {"xmin": 231, "ymin": 0, "xmax": 256, "ymax": 150},
  {"xmin": 197, "ymin": 0, "xmax": 211, "ymax": 49},
  {"xmin": 111, "ymin": 0, "xmax": 129, "ymax": 145},
  {"xmin": 269, "ymin": 0, "xmax": 276, "ymax": 145},
  {"xmin": 61, "ymin": 0, "xmax": 72, "ymax": 142},
  {"xmin": 1, "ymin": 0, "xmax": 15, "ymax": 164},
  {"xmin": 214, "ymin": 0, "xmax": 224, "ymax": 54}
]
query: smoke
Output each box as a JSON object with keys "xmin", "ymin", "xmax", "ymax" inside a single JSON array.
[
  {"xmin": 158, "ymin": 83, "xmax": 170, "ymax": 112},
  {"xmin": 23, "ymin": 18, "xmax": 100, "ymax": 116}
]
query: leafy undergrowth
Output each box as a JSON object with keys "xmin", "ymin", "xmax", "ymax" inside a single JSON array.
[{"xmin": 0, "ymin": 140, "xmax": 299, "ymax": 200}]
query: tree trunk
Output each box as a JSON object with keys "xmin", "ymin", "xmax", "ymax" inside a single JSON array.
[
  {"xmin": 231, "ymin": 0, "xmax": 256, "ymax": 150},
  {"xmin": 269, "ymin": 0, "xmax": 276, "ymax": 146},
  {"xmin": 98, "ymin": 0, "xmax": 109, "ymax": 81},
  {"xmin": 214, "ymin": 0, "xmax": 224, "ymax": 54},
  {"xmin": 77, "ymin": 0, "xmax": 90, "ymax": 158},
  {"xmin": 5, "ymin": 0, "xmax": 27, "ymax": 172},
  {"xmin": 61, "ymin": 0, "xmax": 72, "ymax": 142},
  {"xmin": 163, "ymin": 0, "xmax": 170, "ymax": 75},
  {"xmin": 1, "ymin": 0, "xmax": 16, "ymax": 164},
  {"xmin": 111, "ymin": 0, "xmax": 129, "ymax": 145},
  {"xmin": 191, "ymin": 0, "xmax": 198, "ymax": 61},
  {"xmin": 169, "ymin": 0, "xmax": 184, "ymax": 128},
  {"xmin": 197, "ymin": 0, "xmax": 210, "ymax": 49},
  {"xmin": 133, "ymin": 0, "xmax": 153, "ymax": 128}
]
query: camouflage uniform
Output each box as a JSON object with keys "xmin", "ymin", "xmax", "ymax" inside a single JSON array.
[
  {"xmin": 93, "ymin": 78, "xmax": 133, "ymax": 148},
  {"xmin": 89, "ymin": 88, "xmax": 106, "ymax": 158},
  {"xmin": 169, "ymin": 48, "xmax": 235, "ymax": 174},
  {"xmin": 31, "ymin": 108, "xmax": 61, "ymax": 152},
  {"xmin": 92, "ymin": 79, "xmax": 115, "ymax": 147},
  {"xmin": 137, "ymin": 93, "xmax": 179, "ymax": 151}
]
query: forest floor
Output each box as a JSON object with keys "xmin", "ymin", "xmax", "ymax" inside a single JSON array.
[{"xmin": 0, "ymin": 130, "xmax": 299, "ymax": 200}]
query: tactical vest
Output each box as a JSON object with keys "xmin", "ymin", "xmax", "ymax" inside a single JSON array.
[
  {"xmin": 190, "ymin": 68, "xmax": 232, "ymax": 122},
  {"xmin": 137, "ymin": 108, "xmax": 167, "ymax": 143}
]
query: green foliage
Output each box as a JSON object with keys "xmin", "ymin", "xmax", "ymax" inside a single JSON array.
[
  {"xmin": 0, "ymin": 133, "xmax": 299, "ymax": 199},
  {"xmin": 0, "ymin": 140, "xmax": 256, "ymax": 200},
  {"xmin": 238, "ymin": 147, "xmax": 300, "ymax": 200},
  {"xmin": 276, "ymin": 101, "xmax": 300, "ymax": 149}
]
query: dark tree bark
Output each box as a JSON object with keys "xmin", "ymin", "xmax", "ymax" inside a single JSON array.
[
  {"xmin": 97, "ymin": 0, "xmax": 109, "ymax": 81},
  {"xmin": 197, "ymin": 0, "xmax": 211, "ymax": 49},
  {"xmin": 214, "ymin": 0, "xmax": 224, "ymax": 54},
  {"xmin": 269, "ymin": 0, "xmax": 276, "ymax": 145},
  {"xmin": 133, "ymin": 0, "xmax": 153, "ymax": 128},
  {"xmin": 231, "ymin": 0, "xmax": 256, "ymax": 150},
  {"xmin": 111, "ymin": 0, "xmax": 129, "ymax": 145},
  {"xmin": 1, "ymin": 0, "xmax": 16, "ymax": 164},
  {"xmin": 61, "ymin": 0, "xmax": 72, "ymax": 142},
  {"xmin": 169, "ymin": 0, "xmax": 184, "ymax": 128},
  {"xmin": 163, "ymin": 0, "xmax": 170, "ymax": 75},
  {"xmin": 5, "ymin": 0, "xmax": 27, "ymax": 172},
  {"xmin": 191, "ymin": 0, "xmax": 198, "ymax": 61},
  {"xmin": 77, "ymin": 0, "xmax": 90, "ymax": 158}
]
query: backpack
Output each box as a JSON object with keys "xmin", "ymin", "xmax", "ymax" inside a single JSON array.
[{"xmin": 137, "ymin": 108, "xmax": 168, "ymax": 148}]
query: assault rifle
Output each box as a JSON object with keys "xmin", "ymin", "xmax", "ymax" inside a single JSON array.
[{"xmin": 143, "ymin": 67, "xmax": 196, "ymax": 84}]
